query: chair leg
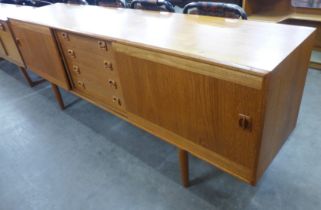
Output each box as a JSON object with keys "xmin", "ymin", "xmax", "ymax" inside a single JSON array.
[
  {"xmin": 19, "ymin": 67, "xmax": 34, "ymax": 87},
  {"xmin": 50, "ymin": 83, "xmax": 65, "ymax": 110},
  {"xmin": 179, "ymin": 149, "xmax": 189, "ymax": 187}
]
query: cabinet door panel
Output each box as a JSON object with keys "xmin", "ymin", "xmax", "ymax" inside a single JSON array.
[
  {"xmin": 0, "ymin": 21, "xmax": 24, "ymax": 66},
  {"xmin": 115, "ymin": 46, "xmax": 264, "ymax": 170},
  {"xmin": 10, "ymin": 20, "xmax": 69, "ymax": 89}
]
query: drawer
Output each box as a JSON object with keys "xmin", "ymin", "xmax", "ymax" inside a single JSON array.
[
  {"xmin": 56, "ymin": 30, "xmax": 113, "ymax": 59},
  {"xmin": 64, "ymin": 48, "xmax": 123, "ymax": 90},
  {"xmin": 63, "ymin": 47, "xmax": 114, "ymax": 77},
  {"xmin": 72, "ymin": 67, "xmax": 125, "ymax": 111},
  {"xmin": 55, "ymin": 30, "xmax": 125, "ymax": 112},
  {"xmin": 68, "ymin": 62, "xmax": 118, "ymax": 92},
  {"xmin": 64, "ymin": 56, "xmax": 124, "ymax": 95}
]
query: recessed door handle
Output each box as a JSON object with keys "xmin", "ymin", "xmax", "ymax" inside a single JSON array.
[{"xmin": 238, "ymin": 114, "xmax": 252, "ymax": 131}]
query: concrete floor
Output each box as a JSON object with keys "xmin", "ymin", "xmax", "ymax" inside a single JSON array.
[{"xmin": 0, "ymin": 60, "xmax": 321, "ymax": 210}]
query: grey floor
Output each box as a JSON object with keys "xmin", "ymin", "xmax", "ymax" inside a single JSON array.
[{"xmin": 0, "ymin": 60, "xmax": 320, "ymax": 210}]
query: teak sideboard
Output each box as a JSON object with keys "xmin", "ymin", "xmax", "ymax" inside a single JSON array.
[{"xmin": 2, "ymin": 3, "xmax": 316, "ymax": 186}]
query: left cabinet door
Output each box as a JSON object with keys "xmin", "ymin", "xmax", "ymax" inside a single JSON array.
[
  {"xmin": 9, "ymin": 20, "xmax": 70, "ymax": 89},
  {"xmin": 0, "ymin": 21, "xmax": 24, "ymax": 66}
]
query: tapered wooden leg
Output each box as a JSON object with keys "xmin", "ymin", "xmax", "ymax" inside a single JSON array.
[
  {"xmin": 179, "ymin": 149, "xmax": 189, "ymax": 187},
  {"xmin": 19, "ymin": 67, "xmax": 34, "ymax": 87},
  {"xmin": 50, "ymin": 83, "xmax": 65, "ymax": 110}
]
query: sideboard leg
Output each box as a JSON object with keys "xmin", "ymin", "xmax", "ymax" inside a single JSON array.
[
  {"xmin": 50, "ymin": 83, "xmax": 65, "ymax": 110},
  {"xmin": 19, "ymin": 67, "xmax": 34, "ymax": 87},
  {"xmin": 179, "ymin": 149, "xmax": 189, "ymax": 187}
]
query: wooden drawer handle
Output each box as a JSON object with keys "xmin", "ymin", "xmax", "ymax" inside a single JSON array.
[
  {"xmin": 0, "ymin": 23, "xmax": 5, "ymax": 31},
  {"xmin": 108, "ymin": 79, "xmax": 117, "ymax": 89},
  {"xmin": 77, "ymin": 81, "xmax": 85, "ymax": 89},
  {"xmin": 67, "ymin": 49, "xmax": 75, "ymax": 58},
  {"xmin": 61, "ymin": 32, "xmax": 69, "ymax": 40},
  {"xmin": 112, "ymin": 96, "xmax": 122, "ymax": 106},
  {"xmin": 104, "ymin": 61, "xmax": 113, "ymax": 70},
  {"xmin": 98, "ymin": 40, "xmax": 107, "ymax": 50},
  {"xmin": 73, "ymin": 65, "xmax": 80, "ymax": 74},
  {"xmin": 238, "ymin": 114, "xmax": 251, "ymax": 131}
]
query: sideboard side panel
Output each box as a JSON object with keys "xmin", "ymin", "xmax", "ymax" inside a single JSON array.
[{"xmin": 256, "ymin": 33, "xmax": 315, "ymax": 181}]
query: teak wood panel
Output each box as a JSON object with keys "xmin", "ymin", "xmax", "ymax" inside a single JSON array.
[
  {"xmin": 55, "ymin": 30, "xmax": 114, "ymax": 59},
  {"xmin": 9, "ymin": 20, "xmax": 70, "ymax": 89},
  {"xmin": 55, "ymin": 30, "xmax": 125, "ymax": 113},
  {"xmin": 114, "ymin": 44, "xmax": 266, "ymax": 182},
  {"xmin": 256, "ymin": 33, "xmax": 315, "ymax": 180},
  {"xmin": 113, "ymin": 43, "xmax": 263, "ymax": 90},
  {"xmin": 0, "ymin": 21, "xmax": 24, "ymax": 67},
  {"xmin": 7, "ymin": 3, "xmax": 315, "ymax": 75}
]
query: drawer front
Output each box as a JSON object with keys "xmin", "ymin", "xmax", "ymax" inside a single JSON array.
[
  {"xmin": 9, "ymin": 20, "xmax": 70, "ymax": 89},
  {"xmin": 67, "ymin": 61, "xmax": 124, "ymax": 107},
  {"xmin": 56, "ymin": 30, "xmax": 125, "ymax": 112},
  {"xmin": 63, "ymin": 47, "xmax": 113, "ymax": 79},
  {"xmin": 0, "ymin": 21, "xmax": 24, "ymax": 66},
  {"xmin": 56, "ymin": 30, "xmax": 113, "ymax": 58}
]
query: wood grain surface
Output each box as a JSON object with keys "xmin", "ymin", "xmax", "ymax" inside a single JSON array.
[{"xmin": 7, "ymin": 3, "xmax": 315, "ymax": 74}]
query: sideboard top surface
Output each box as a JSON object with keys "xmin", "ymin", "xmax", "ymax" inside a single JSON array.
[{"xmin": 7, "ymin": 3, "xmax": 316, "ymax": 75}]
